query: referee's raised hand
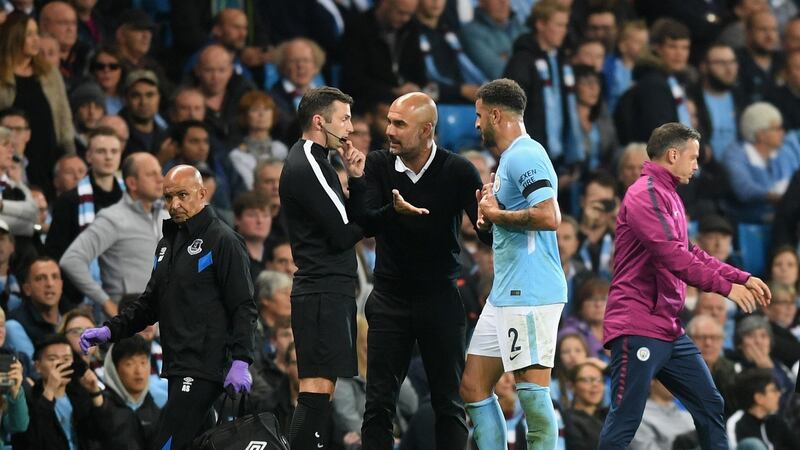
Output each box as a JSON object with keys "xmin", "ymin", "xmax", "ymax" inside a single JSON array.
[{"xmin": 392, "ymin": 189, "xmax": 429, "ymax": 215}]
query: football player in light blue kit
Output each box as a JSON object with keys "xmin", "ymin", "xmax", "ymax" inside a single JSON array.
[{"xmin": 460, "ymin": 79, "xmax": 567, "ymax": 450}]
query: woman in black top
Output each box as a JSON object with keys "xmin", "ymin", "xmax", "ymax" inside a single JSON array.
[{"xmin": 0, "ymin": 12, "xmax": 75, "ymax": 201}]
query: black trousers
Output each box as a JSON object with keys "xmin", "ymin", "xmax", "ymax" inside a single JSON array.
[
  {"xmin": 152, "ymin": 376, "xmax": 222, "ymax": 450},
  {"xmin": 361, "ymin": 281, "xmax": 468, "ymax": 450}
]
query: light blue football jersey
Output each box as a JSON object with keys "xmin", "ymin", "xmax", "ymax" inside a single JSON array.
[{"xmin": 488, "ymin": 135, "xmax": 567, "ymax": 307}]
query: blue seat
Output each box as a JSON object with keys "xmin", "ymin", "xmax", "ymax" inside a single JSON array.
[
  {"xmin": 687, "ymin": 220, "xmax": 699, "ymax": 242},
  {"xmin": 436, "ymin": 104, "xmax": 480, "ymax": 152},
  {"xmin": 737, "ymin": 223, "xmax": 772, "ymax": 277}
]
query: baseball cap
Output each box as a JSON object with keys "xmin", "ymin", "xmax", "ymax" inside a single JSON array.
[
  {"xmin": 124, "ymin": 69, "xmax": 159, "ymax": 93},
  {"xmin": 698, "ymin": 214, "xmax": 733, "ymax": 235},
  {"xmin": 119, "ymin": 9, "xmax": 156, "ymax": 31}
]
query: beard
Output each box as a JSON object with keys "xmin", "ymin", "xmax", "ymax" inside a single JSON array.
[
  {"xmin": 750, "ymin": 43, "xmax": 774, "ymax": 57},
  {"xmin": 480, "ymin": 125, "xmax": 496, "ymax": 150},
  {"xmin": 706, "ymin": 72, "xmax": 735, "ymax": 91}
]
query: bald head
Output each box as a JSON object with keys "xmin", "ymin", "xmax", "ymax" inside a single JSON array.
[
  {"xmin": 386, "ymin": 92, "xmax": 437, "ymax": 160},
  {"xmin": 199, "ymin": 44, "xmax": 233, "ymax": 66},
  {"xmin": 196, "ymin": 44, "xmax": 234, "ymax": 96},
  {"xmin": 218, "ymin": 8, "xmax": 246, "ymax": 24},
  {"xmin": 40, "ymin": 2, "xmax": 78, "ymax": 51},
  {"xmin": 214, "ymin": 8, "xmax": 248, "ymax": 50},
  {"xmin": 165, "ymin": 165, "xmax": 203, "ymax": 187},
  {"xmin": 41, "ymin": 1, "xmax": 74, "ymax": 22},
  {"xmin": 392, "ymin": 92, "xmax": 438, "ymax": 127},
  {"xmin": 98, "ymin": 115, "xmax": 129, "ymax": 143},
  {"xmin": 163, "ymin": 165, "xmax": 207, "ymax": 223}
]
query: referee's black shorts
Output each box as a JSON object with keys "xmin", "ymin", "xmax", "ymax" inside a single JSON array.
[{"xmin": 291, "ymin": 292, "xmax": 358, "ymax": 379}]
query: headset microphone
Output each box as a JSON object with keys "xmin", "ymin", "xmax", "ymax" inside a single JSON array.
[{"xmin": 323, "ymin": 126, "xmax": 347, "ymax": 144}]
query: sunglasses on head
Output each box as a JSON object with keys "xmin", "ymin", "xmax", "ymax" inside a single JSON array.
[{"xmin": 91, "ymin": 62, "xmax": 121, "ymax": 71}]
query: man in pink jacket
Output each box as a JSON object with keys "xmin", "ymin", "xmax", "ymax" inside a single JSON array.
[{"xmin": 598, "ymin": 123, "xmax": 771, "ymax": 449}]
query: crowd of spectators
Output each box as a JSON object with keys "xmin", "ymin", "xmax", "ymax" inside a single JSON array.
[{"xmin": 0, "ymin": 0, "xmax": 798, "ymax": 449}]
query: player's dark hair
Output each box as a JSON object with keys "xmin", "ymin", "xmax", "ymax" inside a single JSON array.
[
  {"xmin": 24, "ymin": 256, "xmax": 59, "ymax": 284},
  {"xmin": 297, "ymin": 86, "xmax": 353, "ymax": 132},
  {"xmin": 476, "ymin": 79, "xmax": 527, "ymax": 115},
  {"xmin": 646, "ymin": 123, "xmax": 701, "ymax": 160}
]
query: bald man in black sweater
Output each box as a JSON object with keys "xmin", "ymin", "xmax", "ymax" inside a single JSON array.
[{"xmin": 348, "ymin": 92, "xmax": 491, "ymax": 450}]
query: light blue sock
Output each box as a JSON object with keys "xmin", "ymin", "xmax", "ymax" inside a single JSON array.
[
  {"xmin": 465, "ymin": 394, "xmax": 508, "ymax": 450},
  {"xmin": 517, "ymin": 382, "xmax": 558, "ymax": 450}
]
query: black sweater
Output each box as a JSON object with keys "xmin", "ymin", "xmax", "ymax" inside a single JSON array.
[
  {"xmin": 279, "ymin": 140, "xmax": 363, "ymax": 296},
  {"xmin": 349, "ymin": 147, "xmax": 491, "ymax": 285}
]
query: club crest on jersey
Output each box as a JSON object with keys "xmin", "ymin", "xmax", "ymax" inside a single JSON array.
[
  {"xmin": 187, "ymin": 239, "xmax": 203, "ymax": 255},
  {"xmin": 636, "ymin": 347, "xmax": 651, "ymax": 361},
  {"xmin": 493, "ymin": 176, "xmax": 501, "ymax": 193}
]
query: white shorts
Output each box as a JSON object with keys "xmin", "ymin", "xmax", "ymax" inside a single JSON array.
[{"xmin": 468, "ymin": 302, "xmax": 564, "ymax": 372}]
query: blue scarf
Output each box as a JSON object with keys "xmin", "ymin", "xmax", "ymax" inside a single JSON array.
[
  {"xmin": 579, "ymin": 232, "xmax": 613, "ymax": 281},
  {"xmin": 668, "ymin": 76, "xmax": 692, "ymax": 127},
  {"xmin": 420, "ymin": 31, "xmax": 487, "ymax": 88},
  {"xmin": 536, "ymin": 54, "xmax": 582, "ymax": 164}
]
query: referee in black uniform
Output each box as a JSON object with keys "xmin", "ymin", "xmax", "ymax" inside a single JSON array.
[
  {"xmin": 279, "ymin": 86, "xmax": 366, "ymax": 449},
  {"xmin": 348, "ymin": 92, "xmax": 491, "ymax": 450},
  {"xmin": 80, "ymin": 165, "xmax": 258, "ymax": 450}
]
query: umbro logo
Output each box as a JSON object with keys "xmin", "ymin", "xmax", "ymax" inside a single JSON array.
[{"xmin": 245, "ymin": 442, "xmax": 267, "ymax": 450}]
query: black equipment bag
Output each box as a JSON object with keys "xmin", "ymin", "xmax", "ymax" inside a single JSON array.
[{"xmin": 193, "ymin": 393, "xmax": 289, "ymax": 450}]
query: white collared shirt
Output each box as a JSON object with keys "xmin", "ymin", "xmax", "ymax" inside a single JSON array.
[{"xmin": 395, "ymin": 142, "xmax": 437, "ymax": 183}]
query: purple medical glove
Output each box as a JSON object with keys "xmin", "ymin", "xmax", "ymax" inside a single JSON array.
[
  {"xmin": 224, "ymin": 360, "xmax": 252, "ymax": 393},
  {"xmin": 79, "ymin": 326, "xmax": 111, "ymax": 354}
]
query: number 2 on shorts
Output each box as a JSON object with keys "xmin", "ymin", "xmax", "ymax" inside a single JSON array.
[{"xmin": 508, "ymin": 327, "xmax": 522, "ymax": 353}]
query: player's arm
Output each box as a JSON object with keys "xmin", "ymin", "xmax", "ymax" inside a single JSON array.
[
  {"xmin": 480, "ymin": 147, "xmax": 560, "ymax": 231},
  {"xmin": 626, "ymin": 189, "xmax": 768, "ymax": 310},
  {"xmin": 482, "ymin": 194, "xmax": 560, "ymax": 231},
  {"xmin": 216, "ymin": 233, "xmax": 257, "ymax": 365}
]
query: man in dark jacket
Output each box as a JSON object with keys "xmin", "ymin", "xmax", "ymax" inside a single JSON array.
[
  {"xmin": 79, "ymin": 165, "xmax": 258, "ymax": 450},
  {"xmin": 102, "ymin": 335, "xmax": 161, "ymax": 450},
  {"xmin": 615, "ymin": 19, "xmax": 693, "ymax": 145},
  {"xmin": 14, "ymin": 334, "xmax": 109, "ymax": 450},
  {"xmin": 503, "ymin": 1, "xmax": 580, "ymax": 168},
  {"xmin": 342, "ymin": 0, "xmax": 427, "ymax": 113},
  {"xmin": 192, "ymin": 44, "xmax": 257, "ymax": 148}
]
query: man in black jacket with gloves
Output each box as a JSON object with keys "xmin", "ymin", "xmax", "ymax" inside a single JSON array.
[
  {"xmin": 79, "ymin": 164, "xmax": 257, "ymax": 450},
  {"xmin": 279, "ymin": 86, "xmax": 365, "ymax": 449}
]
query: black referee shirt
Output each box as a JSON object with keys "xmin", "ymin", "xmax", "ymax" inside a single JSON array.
[
  {"xmin": 279, "ymin": 139, "xmax": 363, "ymax": 296},
  {"xmin": 349, "ymin": 145, "xmax": 491, "ymax": 285}
]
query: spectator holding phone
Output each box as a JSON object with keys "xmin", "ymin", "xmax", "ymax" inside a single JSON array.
[
  {"xmin": 0, "ymin": 349, "xmax": 29, "ymax": 446},
  {"xmin": 577, "ymin": 172, "xmax": 619, "ymax": 281},
  {"xmin": 13, "ymin": 334, "xmax": 108, "ymax": 450}
]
